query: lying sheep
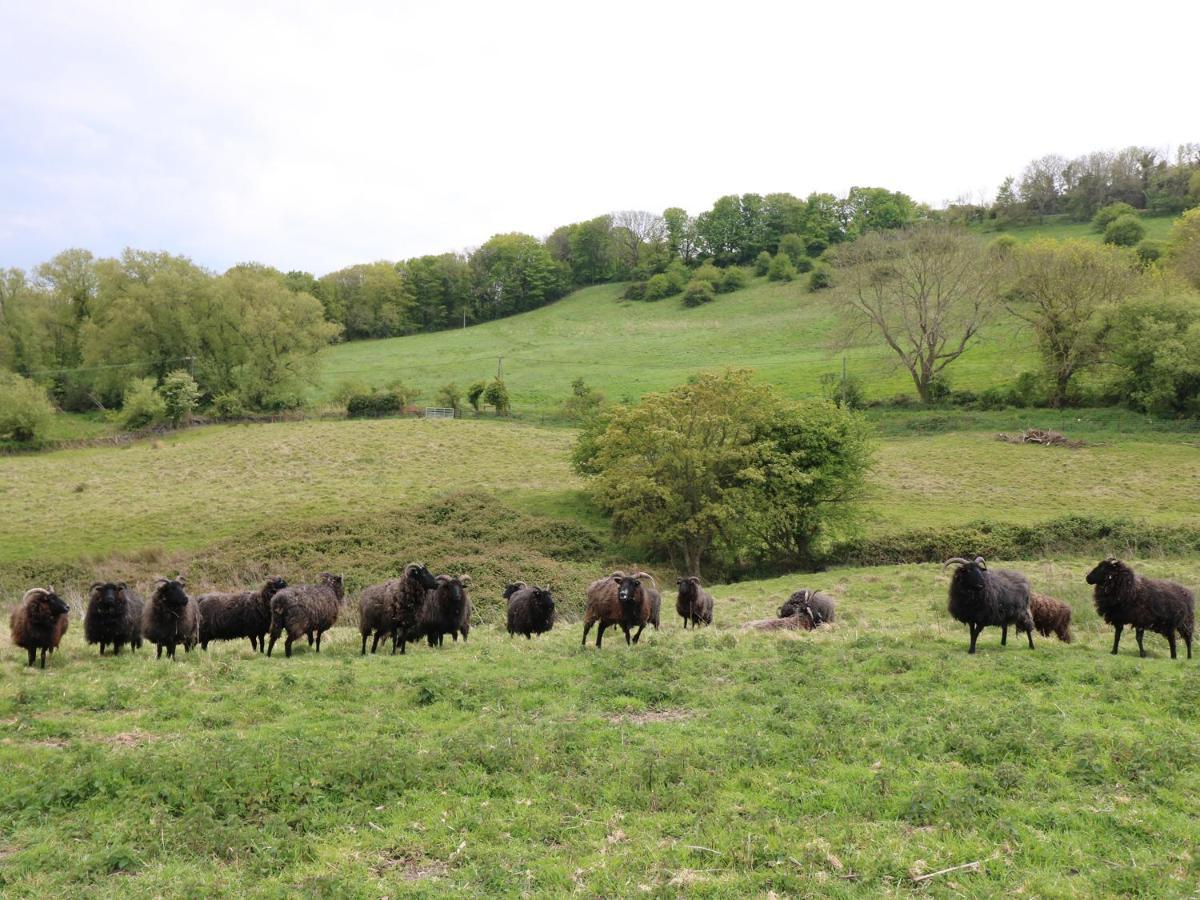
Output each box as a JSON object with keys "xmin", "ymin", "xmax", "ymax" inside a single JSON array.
[
  {"xmin": 1087, "ymin": 558, "xmax": 1194, "ymax": 659},
  {"xmin": 267, "ymin": 573, "xmax": 345, "ymax": 658},
  {"xmin": 581, "ymin": 571, "xmax": 657, "ymax": 648},
  {"xmin": 359, "ymin": 563, "xmax": 438, "ymax": 655},
  {"xmin": 10, "ymin": 587, "xmax": 70, "ymax": 668},
  {"xmin": 744, "ymin": 614, "xmax": 817, "ymax": 632},
  {"xmin": 417, "ymin": 574, "xmax": 471, "ymax": 648},
  {"xmin": 944, "ymin": 556, "xmax": 1035, "ymax": 654},
  {"xmin": 84, "ymin": 582, "xmax": 144, "ymax": 655},
  {"xmin": 675, "ymin": 576, "xmax": 714, "ymax": 628},
  {"xmin": 197, "ymin": 576, "xmax": 288, "ymax": 652},
  {"xmin": 1029, "ymin": 591, "xmax": 1073, "ymax": 643},
  {"xmin": 778, "ymin": 589, "xmax": 835, "ymax": 629},
  {"xmin": 143, "ymin": 577, "xmax": 200, "ymax": 660},
  {"xmin": 505, "ymin": 582, "xmax": 556, "ymax": 638}
]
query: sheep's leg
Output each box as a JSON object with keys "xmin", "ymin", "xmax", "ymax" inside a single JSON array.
[
  {"xmin": 1167, "ymin": 631, "xmax": 1177, "ymax": 659},
  {"xmin": 968, "ymin": 623, "xmax": 981, "ymax": 654},
  {"xmin": 1111, "ymin": 624, "xmax": 1123, "ymax": 655},
  {"xmin": 41, "ymin": 647, "xmax": 48, "ymax": 668},
  {"xmin": 596, "ymin": 622, "xmax": 606, "ymax": 648},
  {"xmin": 156, "ymin": 644, "xmax": 163, "ymax": 659},
  {"xmin": 267, "ymin": 633, "xmax": 278, "ymax": 657},
  {"xmin": 284, "ymin": 635, "xmax": 293, "ymax": 658},
  {"xmin": 582, "ymin": 621, "xmax": 593, "ymax": 645},
  {"xmin": 1001, "ymin": 624, "xmax": 1008, "ymax": 646},
  {"xmin": 26, "ymin": 647, "xmax": 36, "ymax": 667},
  {"xmin": 315, "ymin": 631, "xmax": 323, "ymax": 652},
  {"xmin": 100, "ymin": 642, "xmax": 106, "ymax": 655},
  {"xmin": 1025, "ymin": 626, "xmax": 1034, "ymax": 649},
  {"xmin": 114, "ymin": 642, "xmax": 121, "ymax": 655},
  {"xmin": 1136, "ymin": 629, "xmax": 1146, "ymax": 658},
  {"xmin": 632, "ymin": 624, "xmax": 645, "ymax": 644},
  {"xmin": 1182, "ymin": 629, "xmax": 1193, "ymax": 659},
  {"xmin": 621, "ymin": 624, "xmax": 632, "ymax": 645}
]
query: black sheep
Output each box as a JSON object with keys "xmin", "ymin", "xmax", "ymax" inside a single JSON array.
[
  {"xmin": 143, "ymin": 577, "xmax": 200, "ymax": 660},
  {"xmin": 10, "ymin": 587, "xmax": 70, "ymax": 668},
  {"xmin": 778, "ymin": 589, "xmax": 835, "ymax": 629},
  {"xmin": 1087, "ymin": 558, "xmax": 1194, "ymax": 659},
  {"xmin": 359, "ymin": 563, "xmax": 439, "ymax": 655},
  {"xmin": 505, "ymin": 582, "xmax": 556, "ymax": 638},
  {"xmin": 417, "ymin": 574, "xmax": 471, "ymax": 648},
  {"xmin": 675, "ymin": 576, "xmax": 714, "ymax": 628},
  {"xmin": 84, "ymin": 582, "xmax": 144, "ymax": 655},
  {"xmin": 944, "ymin": 556, "xmax": 1035, "ymax": 654},
  {"xmin": 267, "ymin": 573, "xmax": 345, "ymax": 658},
  {"xmin": 197, "ymin": 576, "xmax": 288, "ymax": 652}
]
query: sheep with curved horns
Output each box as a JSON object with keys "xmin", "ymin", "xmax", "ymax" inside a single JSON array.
[
  {"xmin": 582, "ymin": 571, "xmax": 658, "ymax": 647},
  {"xmin": 943, "ymin": 556, "xmax": 1035, "ymax": 654},
  {"xmin": 359, "ymin": 563, "xmax": 439, "ymax": 655},
  {"xmin": 675, "ymin": 576, "xmax": 714, "ymax": 628},
  {"xmin": 143, "ymin": 577, "xmax": 200, "ymax": 660},
  {"xmin": 417, "ymin": 574, "xmax": 472, "ymax": 648},
  {"xmin": 1086, "ymin": 558, "xmax": 1194, "ymax": 659},
  {"xmin": 778, "ymin": 589, "xmax": 835, "ymax": 629},
  {"xmin": 10, "ymin": 587, "xmax": 70, "ymax": 668}
]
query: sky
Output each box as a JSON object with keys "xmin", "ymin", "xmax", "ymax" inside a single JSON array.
[{"xmin": 2, "ymin": 0, "xmax": 1198, "ymax": 275}]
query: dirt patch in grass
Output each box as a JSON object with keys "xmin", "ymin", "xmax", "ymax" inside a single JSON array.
[
  {"xmin": 106, "ymin": 731, "xmax": 155, "ymax": 749},
  {"xmin": 607, "ymin": 708, "xmax": 692, "ymax": 725},
  {"xmin": 374, "ymin": 849, "xmax": 450, "ymax": 881}
]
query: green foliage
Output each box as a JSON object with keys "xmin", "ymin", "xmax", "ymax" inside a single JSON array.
[
  {"xmin": 158, "ymin": 369, "xmax": 201, "ymax": 427},
  {"xmin": 819, "ymin": 370, "xmax": 866, "ymax": 409},
  {"xmin": 622, "ymin": 281, "xmax": 647, "ymax": 301},
  {"xmin": 642, "ymin": 273, "xmax": 677, "ymax": 301},
  {"xmin": 345, "ymin": 391, "xmax": 404, "ymax": 418},
  {"xmin": 808, "ymin": 264, "xmax": 833, "ymax": 291},
  {"xmin": 119, "ymin": 377, "xmax": 166, "ymax": 430},
  {"xmin": 682, "ymin": 279, "xmax": 715, "ymax": 308},
  {"xmin": 466, "ymin": 380, "xmax": 487, "ymax": 413},
  {"xmin": 1135, "ymin": 239, "xmax": 1167, "ymax": 266},
  {"xmin": 330, "ymin": 378, "xmax": 371, "ymax": 407},
  {"xmin": 578, "ymin": 369, "xmax": 871, "ymax": 575},
  {"xmin": 436, "ymin": 382, "xmax": 463, "ymax": 413},
  {"xmin": 1103, "ymin": 214, "xmax": 1145, "ymax": 247},
  {"xmin": 563, "ymin": 377, "xmax": 604, "ymax": 422},
  {"xmin": 717, "ymin": 266, "xmax": 747, "ymax": 293},
  {"xmin": 1091, "ymin": 202, "xmax": 1139, "ymax": 233},
  {"xmin": 990, "ymin": 234, "xmax": 1019, "ymax": 258},
  {"xmin": 1103, "ymin": 292, "xmax": 1200, "ymax": 414},
  {"xmin": 767, "ymin": 252, "xmax": 797, "ymax": 282},
  {"xmin": 483, "ymin": 378, "xmax": 510, "ymax": 415},
  {"xmin": 0, "ymin": 372, "xmax": 54, "ymax": 444},
  {"xmin": 208, "ymin": 392, "xmax": 246, "ymax": 421},
  {"xmin": 472, "ymin": 233, "xmax": 567, "ymax": 318},
  {"xmin": 691, "ymin": 262, "xmax": 722, "ymax": 289},
  {"xmin": 777, "ymin": 233, "xmax": 807, "ymax": 264},
  {"xmin": 1168, "ymin": 208, "xmax": 1200, "ymax": 289},
  {"xmin": 753, "ymin": 251, "xmax": 772, "ymax": 276}
]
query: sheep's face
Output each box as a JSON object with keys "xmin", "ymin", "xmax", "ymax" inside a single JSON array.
[
  {"xmin": 320, "ymin": 573, "xmax": 346, "ymax": 601},
  {"xmin": 502, "ymin": 582, "xmax": 524, "ymax": 600},
  {"xmin": 263, "ymin": 576, "xmax": 288, "ymax": 599},
  {"xmin": 1086, "ymin": 558, "xmax": 1123, "ymax": 585},
  {"xmin": 955, "ymin": 564, "xmax": 987, "ymax": 594},
  {"xmin": 533, "ymin": 588, "xmax": 555, "ymax": 618},
  {"xmin": 677, "ymin": 578, "xmax": 698, "ymax": 602},
  {"xmin": 157, "ymin": 580, "xmax": 190, "ymax": 608},
  {"xmin": 91, "ymin": 582, "xmax": 122, "ymax": 612},
  {"xmin": 617, "ymin": 577, "xmax": 642, "ymax": 608},
  {"xmin": 45, "ymin": 590, "xmax": 70, "ymax": 616},
  {"xmin": 409, "ymin": 564, "xmax": 439, "ymax": 591}
]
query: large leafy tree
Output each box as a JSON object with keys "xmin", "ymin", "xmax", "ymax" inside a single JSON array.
[
  {"xmin": 576, "ymin": 369, "xmax": 872, "ymax": 578},
  {"xmin": 470, "ymin": 233, "xmax": 566, "ymax": 319}
]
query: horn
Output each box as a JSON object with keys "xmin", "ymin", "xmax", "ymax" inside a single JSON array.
[
  {"xmin": 609, "ymin": 570, "xmax": 626, "ymax": 579},
  {"xmin": 155, "ymin": 577, "xmax": 168, "ymax": 585},
  {"xmin": 633, "ymin": 571, "xmax": 657, "ymax": 590},
  {"xmin": 942, "ymin": 557, "xmax": 972, "ymax": 569},
  {"xmin": 458, "ymin": 575, "xmax": 471, "ymax": 586},
  {"xmin": 21, "ymin": 588, "xmax": 47, "ymax": 604},
  {"xmin": 90, "ymin": 582, "xmax": 104, "ymax": 591},
  {"xmin": 974, "ymin": 556, "xmax": 987, "ymax": 570}
]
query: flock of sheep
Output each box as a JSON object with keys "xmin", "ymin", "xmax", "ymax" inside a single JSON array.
[{"xmin": 7, "ymin": 555, "xmax": 1196, "ymax": 669}]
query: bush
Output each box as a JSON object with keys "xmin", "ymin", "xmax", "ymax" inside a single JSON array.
[
  {"xmin": 808, "ymin": 264, "xmax": 833, "ymax": 291},
  {"xmin": 990, "ymin": 234, "xmax": 1018, "ymax": 259},
  {"xmin": 623, "ymin": 281, "xmax": 648, "ymax": 301},
  {"xmin": 1136, "ymin": 239, "xmax": 1167, "ymax": 266},
  {"xmin": 682, "ymin": 279, "xmax": 715, "ymax": 307},
  {"xmin": 692, "ymin": 262, "xmax": 722, "ymax": 289},
  {"xmin": 777, "ymin": 233, "xmax": 807, "ymax": 265},
  {"xmin": 1092, "ymin": 202, "xmax": 1138, "ymax": 233},
  {"xmin": 767, "ymin": 252, "xmax": 797, "ymax": 282},
  {"xmin": 0, "ymin": 373, "xmax": 55, "ymax": 444},
  {"xmin": 643, "ymin": 273, "xmax": 677, "ymax": 301},
  {"xmin": 754, "ymin": 251, "xmax": 772, "ymax": 276},
  {"xmin": 818, "ymin": 371, "xmax": 866, "ymax": 409},
  {"xmin": 120, "ymin": 377, "xmax": 166, "ymax": 430},
  {"xmin": 1104, "ymin": 214, "xmax": 1145, "ymax": 247},
  {"xmin": 436, "ymin": 382, "xmax": 463, "ymax": 414},
  {"xmin": 718, "ymin": 266, "xmax": 747, "ymax": 293},
  {"xmin": 665, "ymin": 260, "xmax": 690, "ymax": 292},
  {"xmin": 346, "ymin": 391, "xmax": 404, "ymax": 418},
  {"xmin": 564, "ymin": 377, "xmax": 604, "ymax": 421},
  {"xmin": 466, "ymin": 380, "xmax": 487, "ymax": 413},
  {"xmin": 331, "ymin": 378, "xmax": 371, "ymax": 406},
  {"xmin": 209, "ymin": 392, "xmax": 246, "ymax": 420},
  {"xmin": 483, "ymin": 379, "xmax": 510, "ymax": 415},
  {"xmin": 1104, "ymin": 293, "xmax": 1200, "ymax": 414},
  {"xmin": 805, "ymin": 234, "xmax": 830, "ymax": 257},
  {"xmin": 158, "ymin": 369, "xmax": 201, "ymax": 427}
]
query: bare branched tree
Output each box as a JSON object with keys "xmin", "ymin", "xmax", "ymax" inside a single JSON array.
[
  {"xmin": 833, "ymin": 225, "xmax": 1001, "ymax": 402},
  {"xmin": 611, "ymin": 210, "xmax": 666, "ymax": 273}
]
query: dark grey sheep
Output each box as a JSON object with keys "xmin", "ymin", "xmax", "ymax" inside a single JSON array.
[
  {"xmin": 143, "ymin": 577, "xmax": 200, "ymax": 660},
  {"xmin": 197, "ymin": 576, "xmax": 288, "ymax": 652},
  {"xmin": 505, "ymin": 582, "xmax": 556, "ymax": 638},
  {"xmin": 84, "ymin": 582, "xmax": 144, "ymax": 655},
  {"xmin": 1087, "ymin": 558, "xmax": 1194, "ymax": 659},
  {"xmin": 10, "ymin": 587, "xmax": 70, "ymax": 668},
  {"xmin": 675, "ymin": 576, "xmax": 714, "ymax": 628},
  {"xmin": 944, "ymin": 556, "xmax": 1034, "ymax": 654},
  {"xmin": 778, "ymin": 589, "xmax": 835, "ymax": 629},
  {"xmin": 267, "ymin": 573, "xmax": 345, "ymax": 657},
  {"xmin": 417, "ymin": 574, "xmax": 471, "ymax": 648},
  {"xmin": 359, "ymin": 563, "xmax": 439, "ymax": 655},
  {"xmin": 581, "ymin": 571, "xmax": 657, "ymax": 648}
]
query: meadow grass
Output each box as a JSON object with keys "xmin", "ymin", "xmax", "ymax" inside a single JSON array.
[
  {"xmin": 2, "ymin": 558, "xmax": 1198, "ymax": 896},
  {"xmin": 980, "ymin": 213, "xmax": 1178, "ymax": 244}
]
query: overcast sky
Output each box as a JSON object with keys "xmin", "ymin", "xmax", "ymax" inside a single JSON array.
[{"xmin": 2, "ymin": 0, "xmax": 1197, "ymax": 274}]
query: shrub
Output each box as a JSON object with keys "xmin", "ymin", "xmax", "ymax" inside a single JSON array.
[
  {"xmin": 1104, "ymin": 293, "xmax": 1200, "ymax": 414},
  {"xmin": 209, "ymin": 392, "xmax": 246, "ymax": 420},
  {"xmin": 818, "ymin": 371, "xmax": 866, "ymax": 409},
  {"xmin": 1136, "ymin": 239, "xmax": 1167, "ymax": 266},
  {"xmin": 682, "ymin": 279, "xmax": 715, "ymax": 307},
  {"xmin": 805, "ymin": 234, "xmax": 830, "ymax": 257},
  {"xmin": 385, "ymin": 381, "xmax": 419, "ymax": 407},
  {"xmin": 808, "ymin": 264, "xmax": 833, "ymax": 291},
  {"xmin": 692, "ymin": 262, "xmax": 723, "ymax": 289},
  {"xmin": 0, "ymin": 373, "xmax": 55, "ymax": 444},
  {"xmin": 1092, "ymin": 202, "xmax": 1138, "ymax": 233},
  {"xmin": 754, "ymin": 251, "xmax": 772, "ymax": 276},
  {"xmin": 436, "ymin": 382, "xmax": 463, "ymax": 414},
  {"xmin": 623, "ymin": 281, "xmax": 647, "ymax": 301},
  {"xmin": 777, "ymin": 233, "xmax": 807, "ymax": 265},
  {"xmin": 644, "ymin": 273, "xmax": 678, "ymax": 301},
  {"xmin": 466, "ymin": 380, "xmax": 487, "ymax": 413},
  {"xmin": 563, "ymin": 377, "xmax": 604, "ymax": 421},
  {"xmin": 1104, "ymin": 214, "xmax": 1145, "ymax": 247},
  {"xmin": 120, "ymin": 377, "xmax": 166, "ymax": 430},
  {"xmin": 346, "ymin": 391, "xmax": 403, "ymax": 418},
  {"xmin": 159, "ymin": 369, "xmax": 201, "ymax": 427},
  {"xmin": 990, "ymin": 234, "xmax": 1018, "ymax": 259},
  {"xmin": 718, "ymin": 266, "xmax": 747, "ymax": 293},
  {"xmin": 331, "ymin": 378, "xmax": 371, "ymax": 406},
  {"xmin": 767, "ymin": 252, "xmax": 797, "ymax": 282},
  {"xmin": 793, "ymin": 255, "xmax": 814, "ymax": 274},
  {"xmin": 483, "ymin": 379, "xmax": 510, "ymax": 416},
  {"xmin": 665, "ymin": 260, "xmax": 690, "ymax": 292}
]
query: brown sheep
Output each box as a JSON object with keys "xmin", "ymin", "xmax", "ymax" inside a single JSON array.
[
  {"xmin": 675, "ymin": 576, "xmax": 714, "ymax": 628},
  {"xmin": 1029, "ymin": 591, "xmax": 1072, "ymax": 643},
  {"xmin": 143, "ymin": 578, "xmax": 200, "ymax": 660},
  {"xmin": 359, "ymin": 563, "xmax": 438, "ymax": 655},
  {"xmin": 267, "ymin": 573, "xmax": 345, "ymax": 658},
  {"xmin": 10, "ymin": 587, "xmax": 70, "ymax": 668},
  {"xmin": 581, "ymin": 571, "xmax": 656, "ymax": 648}
]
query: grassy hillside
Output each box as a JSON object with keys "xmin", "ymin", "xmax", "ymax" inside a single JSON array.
[
  {"xmin": 3, "ymin": 558, "xmax": 1199, "ymax": 895},
  {"xmin": 980, "ymin": 213, "xmax": 1178, "ymax": 244},
  {"xmin": 317, "ymin": 279, "xmax": 1038, "ymax": 415}
]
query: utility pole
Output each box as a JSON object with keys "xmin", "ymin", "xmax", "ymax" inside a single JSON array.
[
  {"xmin": 841, "ymin": 355, "xmax": 847, "ymax": 408},
  {"xmin": 496, "ymin": 356, "xmax": 504, "ymax": 380}
]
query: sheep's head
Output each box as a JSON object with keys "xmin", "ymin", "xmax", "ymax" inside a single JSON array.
[
  {"xmin": 617, "ymin": 572, "xmax": 655, "ymax": 608},
  {"xmin": 531, "ymin": 587, "xmax": 555, "ymax": 618},
  {"xmin": 502, "ymin": 581, "xmax": 527, "ymax": 600},
  {"xmin": 317, "ymin": 572, "xmax": 345, "ymax": 601},
  {"xmin": 676, "ymin": 576, "xmax": 700, "ymax": 600},
  {"xmin": 407, "ymin": 563, "xmax": 439, "ymax": 591},
  {"xmin": 24, "ymin": 587, "xmax": 69, "ymax": 617},
  {"xmin": 262, "ymin": 576, "xmax": 288, "ymax": 600},
  {"xmin": 154, "ymin": 578, "xmax": 190, "ymax": 607},
  {"xmin": 90, "ymin": 581, "xmax": 120, "ymax": 610},
  {"xmin": 434, "ymin": 575, "xmax": 468, "ymax": 610},
  {"xmin": 943, "ymin": 556, "xmax": 988, "ymax": 592},
  {"xmin": 1086, "ymin": 557, "xmax": 1126, "ymax": 586}
]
